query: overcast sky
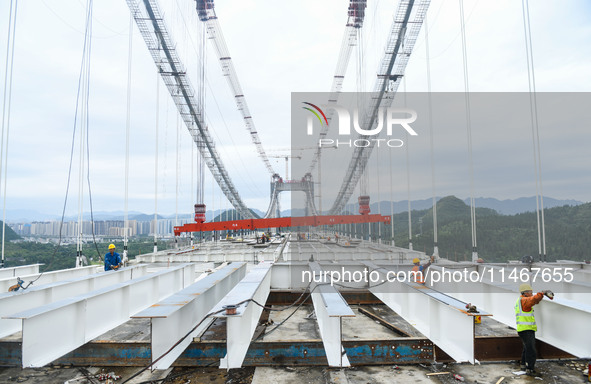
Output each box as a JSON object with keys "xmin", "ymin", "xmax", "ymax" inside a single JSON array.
[{"xmin": 0, "ymin": 0, "xmax": 590, "ymax": 219}]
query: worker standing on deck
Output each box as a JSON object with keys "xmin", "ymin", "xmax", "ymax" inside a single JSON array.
[
  {"xmin": 515, "ymin": 283, "xmax": 553, "ymax": 376},
  {"xmin": 104, "ymin": 244, "xmax": 122, "ymax": 271},
  {"xmin": 411, "ymin": 256, "xmax": 434, "ymax": 284}
]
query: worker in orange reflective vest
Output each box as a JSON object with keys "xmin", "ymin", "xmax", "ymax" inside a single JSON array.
[
  {"xmin": 411, "ymin": 256, "xmax": 434, "ymax": 284},
  {"xmin": 515, "ymin": 283, "xmax": 553, "ymax": 376}
]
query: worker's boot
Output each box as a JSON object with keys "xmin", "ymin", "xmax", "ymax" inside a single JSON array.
[{"xmin": 525, "ymin": 368, "xmax": 538, "ymax": 376}]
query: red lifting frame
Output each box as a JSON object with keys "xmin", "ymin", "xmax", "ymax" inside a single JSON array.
[{"xmin": 173, "ymin": 214, "xmax": 391, "ymax": 236}]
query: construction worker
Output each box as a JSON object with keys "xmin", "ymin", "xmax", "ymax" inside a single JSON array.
[
  {"xmin": 104, "ymin": 244, "xmax": 122, "ymax": 271},
  {"xmin": 411, "ymin": 256, "xmax": 434, "ymax": 284},
  {"xmin": 515, "ymin": 283, "xmax": 553, "ymax": 376}
]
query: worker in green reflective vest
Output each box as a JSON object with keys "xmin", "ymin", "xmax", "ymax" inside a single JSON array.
[{"xmin": 515, "ymin": 283, "xmax": 553, "ymax": 376}]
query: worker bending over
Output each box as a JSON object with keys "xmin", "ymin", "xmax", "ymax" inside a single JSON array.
[
  {"xmin": 515, "ymin": 283, "xmax": 553, "ymax": 376},
  {"xmin": 104, "ymin": 244, "xmax": 122, "ymax": 271}
]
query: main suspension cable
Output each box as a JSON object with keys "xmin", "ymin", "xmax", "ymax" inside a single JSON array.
[
  {"xmin": 458, "ymin": 0, "xmax": 478, "ymax": 261},
  {"xmin": 425, "ymin": 17, "xmax": 439, "ymax": 258},
  {"xmin": 0, "ymin": 0, "xmax": 18, "ymax": 267}
]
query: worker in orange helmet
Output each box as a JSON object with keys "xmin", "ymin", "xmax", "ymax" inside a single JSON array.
[
  {"xmin": 104, "ymin": 244, "xmax": 122, "ymax": 271},
  {"xmin": 515, "ymin": 283, "xmax": 553, "ymax": 376},
  {"xmin": 411, "ymin": 256, "xmax": 434, "ymax": 284}
]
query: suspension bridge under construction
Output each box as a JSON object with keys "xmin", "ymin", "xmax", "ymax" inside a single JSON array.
[{"xmin": 0, "ymin": 0, "xmax": 589, "ymax": 383}]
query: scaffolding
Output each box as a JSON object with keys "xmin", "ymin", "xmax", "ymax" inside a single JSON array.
[{"xmin": 126, "ymin": 0, "xmax": 255, "ymax": 219}]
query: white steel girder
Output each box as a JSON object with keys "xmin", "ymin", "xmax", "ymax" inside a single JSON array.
[
  {"xmin": 0, "ymin": 265, "xmax": 101, "ymax": 292},
  {"xmin": 482, "ymin": 264, "xmax": 591, "ymax": 305},
  {"xmin": 309, "ymin": 262, "xmax": 355, "ymax": 367},
  {"xmin": 6, "ymin": 263, "xmax": 195, "ymax": 368},
  {"xmin": 133, "ymin": 262, "xmax": 246, "ymax": 370},
  {"xmin": 0, "ymin": 265, "xmax": 147, "ymax": 338},
  {"xmin": 212, "ymin": 262, "xmax": 273, "ymax": 369},
  {"xmin": 363, "ymin": 261, "xmax": 486, "ymax": 363},
  {"xmin": 429, "ymin": 265, "xmax": 591, "ymax": 358},
  {"xmin": 0, "ymin": 264, "xmax": 42, "ymax": 279}
]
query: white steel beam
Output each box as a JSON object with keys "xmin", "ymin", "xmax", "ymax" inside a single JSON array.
[
  {"xmin": 0, "ymin": 265, "xmax": 147, "ymax": 338},
  {"xmin": 133, "ymin": 262, "xmax": 246, "ymax": 370},
  {"xmin": 0, "ymin": 264, "xmax": 42, "ymax": 279},
  {"xmin": 363, "ymin": 261, "xmax": 487, "ymax": 363},
  {"xmin": 212, "ymin": 262, "xmax": 273, "ymax": 369},
  {"xmin": 6, "ymin": 263, "xmax": 194, "ymax": 367},
  {"xmin": 0, "ymin": 265, "xmax": 101, "ymax": 292},
  {"xmin": 308, "ymin": 262, "xmax": 354, "ymax": 367},
  {"xmin": 429, "ymin": 265, "xmax": 591, "ymax": 358}
]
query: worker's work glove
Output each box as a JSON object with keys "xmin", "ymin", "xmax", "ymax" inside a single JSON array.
[{"xmin": 542, "ymin": 290, "xmax": 554, "ymax": 299}]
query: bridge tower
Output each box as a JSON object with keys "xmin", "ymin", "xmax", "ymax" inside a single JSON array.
[{"xmin": 264, "ymin": 173, "xmax": 318, "ymax": 218}]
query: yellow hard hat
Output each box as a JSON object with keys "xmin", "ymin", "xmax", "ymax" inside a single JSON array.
[
  {"xmin": 412, "ymin": 258, "xmax": 420, "ymax": 264},
  {"xmin": 519, "ymin": 283, "xmax": 532, "ymax": 293},
  {"xmin": 108, "ymin": 244, "xmax": 116, "ymax": 250}
]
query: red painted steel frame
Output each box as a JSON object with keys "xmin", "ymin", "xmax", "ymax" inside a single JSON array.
[{"xmin": 173, "ymin": 214, "xmax": 391, "ymax": 235}]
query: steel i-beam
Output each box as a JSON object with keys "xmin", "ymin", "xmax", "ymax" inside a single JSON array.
[
  {"xmin": 6, "ymin": 263, "xmax": 195, "ymax": 367},
  {"xmin": 211, "ymin": 262, "xmax": 273, "ymax": 369},
  {"xmin": 0, "ymin": 264, "xmax": 42, "ymax": 279},
  {"xmin": 0, "ymin": 265, "xmax": 147, "ymax": 338},
  {"xmin": 429, "ymin": 264, "xmax": 591, "ymax": 358},
  {"xmin": 363, "ymin": 261, "xmax": 489, "ymax": 363},
  {"xmin": 0, "ymin": 265, "xmax": 101, "ymax": 292},
  {"xmin": 308, "ymin": 262, "xmax": 355, "ymax": 367},
  {"xmin": 132, "ymin": 262, "xmax": 246, "ymax": 370}
]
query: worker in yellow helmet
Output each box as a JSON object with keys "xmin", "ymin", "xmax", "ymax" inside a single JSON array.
[
  {"xmin": 104, "ymin": 244, "xmax": 122, "ymax": 271},
  {"xmin": 515, "ymin": 283, "xmax": 553, "ymax": 376},
  {"xmin": 411, "ymin": 256, "xmax": 434, "ymax": 284}
]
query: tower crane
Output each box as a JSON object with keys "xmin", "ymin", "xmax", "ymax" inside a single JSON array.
[{"xmin": 267, "ymin": 154, "xmax": 302, "ymax": 181}]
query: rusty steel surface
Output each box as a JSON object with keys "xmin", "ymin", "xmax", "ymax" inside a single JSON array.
[
  {"xmin": 434, "ymin": 336, "xmax": 575, "ymax": 362},
  {"xmin": 267, "ymin": 290, "xmax": 381, "ymax": 305},
  {"xmin": 0, "ymin": 339, "xmax": 432, "ymax": 367},
  {"xmin": 357, "ymin": 307, "xmax": 410, "ymax": 337},
  {"xmin": 0, "ymin": 336, "xmax": 573, "ymax": 367}
]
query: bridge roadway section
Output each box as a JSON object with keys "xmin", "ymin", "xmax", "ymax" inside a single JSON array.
[{"xmin": 0, "ymin": 235, "xmax": 587, "ymax": 370}]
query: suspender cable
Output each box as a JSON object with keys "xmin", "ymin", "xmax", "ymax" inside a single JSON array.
[
  {"xmin": 403, "ymin": 82, "xmax": 412, "ymax": 251},
  {"xmin": 76, "ymin": 75, "xmax": 85, "ymax": 266},
  {"xmin": 458, "ymin": 0, "xmax": 478, "ymax": 262},
  {"xmin": 389, "ymin": 138, "xmax": 394, "ymax": 247},
  {"xmin": 190, "ymin": 125, "xmax": 194, "ymax": 246},
  {"xmin": 175, "ymin": 113, "xmax": 180, "ymax": 247},
  {"xmin": 124, "ymin": 12, "xmax": 133, "ymax": 261},
  {"xmin": 376, "ymin": 145, "xmax": 381, "ymax": 243},
  {"xmin": 77, "ymin": 2, "xmax": 93, "ymax": 265},
  {"xmin": 522, "ymin": 0, "xmax": 546, "ymax": 262},
  {"xmin": 83, "ymin": 0, "xmax": 103, "ymax": 266},
  {"xmin": 154, "ymin": 70, "xmax": 159, "ymax": 253},
  {"xmin": 405, "ymin": 131, "xmax": 412, "ymax": 250},
  {"xmin": 425, "ymin": 18, "xmax": 438, "ymax": 258},
  {"xmin": 0, "ymin": 0, "xmax": 18, "ymax": 268}
]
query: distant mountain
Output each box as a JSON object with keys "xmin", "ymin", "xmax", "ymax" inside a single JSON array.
[
  {"xmin": 6, "ymin": 197, "xmax": 582, "ymax": 223},
  {"xmin": 465, "ymin": 197, "xmax": 583, "ymax": 215},
  {"xmin": 391, "ymin": 196, "xmax": 591, "ymax": 263},
  {"xmin": 336, "ymin": 196, "xmax": 583, "ymax": 216}
]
